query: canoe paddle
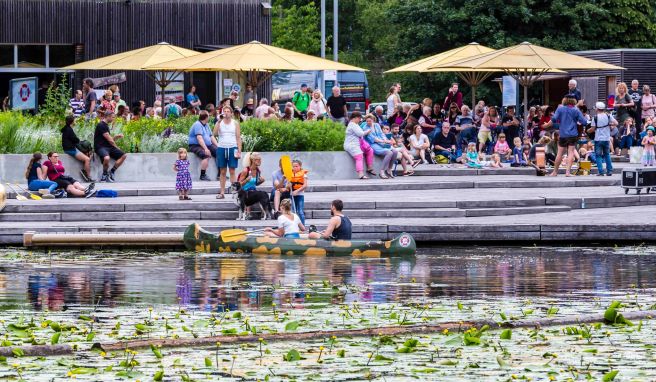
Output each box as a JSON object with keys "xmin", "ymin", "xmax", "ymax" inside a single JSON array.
[
  {"xmin": 14, "ymin": 183, "xmax": 42, "ymax": 200},
  {"xmin": 280, "ymin": 155, "xmax": 296, "ymax": 214},
  {"xmin": 5, "ymin": 183, "xmax": 28, "ymax": 201},
  {"xmin": 220, "ymin": 228, "xmax": 268, "ymax": 241}
]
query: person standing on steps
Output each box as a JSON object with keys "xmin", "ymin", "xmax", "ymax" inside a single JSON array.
[
  {"xmin": 308, "ymin": 199, "xmax": 352, "ymax": 240},
  {"xmin": 214, "ymin": 105, "xmax": 242, "ymax": 199},
  {"xmin": 94, "ymin": 112, "xmax": 127, "ymax": 183},
  {"xmin": 543, "ymin": 95, "xmax": 588, "ymax": 177},
  {"xmin": 588, "ymin": 102, "xmax": 617, "ymax": 176}
]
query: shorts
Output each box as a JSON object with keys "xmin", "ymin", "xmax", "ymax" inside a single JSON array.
[
  {"xmin": 54, "ymin": 175, "xmax": 77, "ymax": 189},
  {"xmin": 189, "ymin": 144, "xmax": 217, "ymax": 160},
  {"xmin": 217, "ymin": 147, "xmax": 239, "ymax": 169},
  {"xmin": 478, "ymin": 130, "xmax": 491, "ymax": 143},
  {"xmin": 96, "ymin": 146, "xmax": 125, "ymax": 161},
  {"xmin": 64, "ymin": 149, "xmax": 80, "ymax": 158},
  {"xmin": 558, "ymin": 136, "xmax": 578, "ymax": 148},
  {"xmin": 284, "ymin": 233, "xmax": 301, "ymax": 239}
]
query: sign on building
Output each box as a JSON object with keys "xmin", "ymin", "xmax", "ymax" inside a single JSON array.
[{"xmin": 9, "ymin": 77, "xmax": 38, "ymax": 111}]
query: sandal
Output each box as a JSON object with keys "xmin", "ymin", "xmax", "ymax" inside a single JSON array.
[
  {"xmin": 359, "ymin": 175, "xmax": 369, "ymax": 180},
  {"xmin": 367, "ymin": 169, "xmax": 377, "ymax": 176},
  {"xmin": 379, "ymin": 172, "xmax": 389, "ymax": 179},
  {"xmin": 216, "ymin": 194, "xmax": 225, "ymax": 199},
  {"xmin": 184, "ymin": 196, "xmax": 192, "ymax": 200},
  {"xmin": 402, "ymin": 171, "xmax": 414, "ymax": 176}
]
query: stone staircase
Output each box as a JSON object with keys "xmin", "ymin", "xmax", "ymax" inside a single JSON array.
[{"xmin": 0, "ymin": 164, "xmax": 651, "ymax": 245}]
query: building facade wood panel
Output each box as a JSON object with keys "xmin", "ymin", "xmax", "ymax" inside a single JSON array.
[{"xmin": 0, "ymin": 0, "xmax": 271, "ymax": 104}]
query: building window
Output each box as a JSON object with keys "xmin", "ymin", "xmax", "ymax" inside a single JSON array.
[
  {"xmin": 49, "ymin": 45, "xmax": 76, "ymax": 68},
  {"xmin": 0, "ymin": 45, "xmax": 13, "ymax": 67},
  {"xmin": 0, "ymin": 44, "xmax": 75, "ymax": 70}
]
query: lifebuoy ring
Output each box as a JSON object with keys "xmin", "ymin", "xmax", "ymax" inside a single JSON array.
[{"xmin": 19, "ymin": 83, "xmax": 31, "ymax": 102}]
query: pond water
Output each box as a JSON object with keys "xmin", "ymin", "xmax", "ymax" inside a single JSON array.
[
  {"xmin": 1, "ymin": 245, "xmax": 655, "ymax": 312},
  {"xmin": 1, "ymin": 246, "xmax": 656, "ymax": 381}
]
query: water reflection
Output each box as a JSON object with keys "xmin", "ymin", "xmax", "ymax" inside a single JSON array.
[{"xmin": 1, "ymin": 246, "xmax": 655, "ymax": 312}]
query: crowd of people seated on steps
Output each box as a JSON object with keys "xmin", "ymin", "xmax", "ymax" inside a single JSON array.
[{"xmin": 345, "ymin": 80, "xmax": 656, "ymax": 179}]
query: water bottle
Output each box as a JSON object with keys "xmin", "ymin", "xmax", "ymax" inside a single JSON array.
[{"xmin": 581, "ymin": 198, "xmax": 586, "ymax": 209}]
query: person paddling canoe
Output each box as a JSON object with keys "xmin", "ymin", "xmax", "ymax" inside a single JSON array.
[
  {"xmin": 265, "ymin": 198, "xmax": 306, "ymax": 239},
  {"xmin": 308, "ymin": 199, "xmax": 352, "ymax": 240}
]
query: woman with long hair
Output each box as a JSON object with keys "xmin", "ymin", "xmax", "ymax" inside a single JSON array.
[
  {"xmin": 479, "ymin": 106, "xmax": 499, "ymax": 154},
  {"xmin": 42, "ymin": 152, "xmax": 95, "ymax": 197},
  {"xmin": 237, "ymin": 152, "xmax": 272, "ymax": 219},
  {"xmin": 615, "ymin": 82, "xmax": 634, "ymax": 125},
  {"xmin": 25, "ymin": 152, "xmax": 58, "ymax": 198},
  {"xmin": 386, "ymin": 85, "xmax": 401, "ymax": 118}
]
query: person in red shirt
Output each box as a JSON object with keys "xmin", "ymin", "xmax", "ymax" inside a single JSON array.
[
  {"xmin": 442, "ymin": 83, "xmax": 463, "ymax": 112},
  {"xmin": 43, "ymin": 152, "xmax": 94, "ymax": 197}
]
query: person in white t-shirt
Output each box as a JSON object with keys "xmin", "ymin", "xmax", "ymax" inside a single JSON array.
[
  {"xmin": 386, "ymin": 83, "xmax": 401, "ymax": 118},
  {"xmin": 265, "ymin": 199, "xmax": 306, "ymax": 239}
]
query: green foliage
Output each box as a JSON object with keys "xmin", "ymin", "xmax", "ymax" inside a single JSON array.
[
  {"xmin": 0, "ymin": 112, "xmax": 345, "ymax": 154},
  {"xmin": 243, "ymin": 119, "xmax": 345, "ymax": 152},
  {"xmin": 272, "ymin": 2, "xmax": 322, "ymax": 55},
  {"xmin": 275, "ymin": 0, "xmax": 656, "ymax": 105},
  {"xmin": 40, "ymin": 75, "xmax": 72, "ymax": 119}
]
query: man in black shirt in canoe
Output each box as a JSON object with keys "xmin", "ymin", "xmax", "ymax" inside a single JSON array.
[{"xmin": 308, "ymin": 199, "xmax": 352, "ymax": 240}]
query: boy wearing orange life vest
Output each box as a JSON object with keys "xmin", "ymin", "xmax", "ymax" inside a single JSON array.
[{"xmin": 290, "ymin": 159, "xmax": 308, "ymax": 224}]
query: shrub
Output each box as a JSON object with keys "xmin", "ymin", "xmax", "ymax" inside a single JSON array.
[{"xmin": 0, "ymin": 112, "xmax": 346, "ymax": 154}]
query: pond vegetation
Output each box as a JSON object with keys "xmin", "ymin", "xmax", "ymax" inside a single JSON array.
[{"xmin": 0, "ymin": 246, "xmax": 655, "ymax": 381}]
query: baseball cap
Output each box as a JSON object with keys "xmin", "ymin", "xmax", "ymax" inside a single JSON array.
[{"xmin": 301, "ymin": 83, "xmax": 308, "ymax": 88}]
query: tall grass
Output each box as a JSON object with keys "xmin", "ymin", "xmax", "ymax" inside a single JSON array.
[{"xmin": 0, "ymin": 112, "xmax": 346, "ymax": 154}]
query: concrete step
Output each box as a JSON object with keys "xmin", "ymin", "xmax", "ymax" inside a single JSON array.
[
  {"xmin": 464, "ymin": 205, "xmax": 571, "ymax": 217},
  {"xmin": 311, "ymin": 208, "xmax": 466, "ymax": 219},
  {"xmin": 0, "ymin": 213, "xmax": 61, "ymax": 222}
]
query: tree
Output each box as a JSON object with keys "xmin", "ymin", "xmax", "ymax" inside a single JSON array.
[{"xmin": 272, "ymin": 2, "xmax": 322, "ymax": 55}]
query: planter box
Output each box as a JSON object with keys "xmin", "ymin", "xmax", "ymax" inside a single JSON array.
[{"xmin": 0, "ymin": 152, "xmax": 381, "ymax": 183}]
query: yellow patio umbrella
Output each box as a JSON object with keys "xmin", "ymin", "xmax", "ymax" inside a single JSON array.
[
  {"xmin": 385, "ymin": 42, "xmax": 495, "ymax": 107},
  {"xmin": 145, "ymin": 41, "xmax": 366, "ymax": 101},
  {"xmin": 428, "ymin": 41, "xmax": 624, "ymax": 118},
  {"xmin": 63, "ymin": 42, "xmax": 201, "ymax": 109}
]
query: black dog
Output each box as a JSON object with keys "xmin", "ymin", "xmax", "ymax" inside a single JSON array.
[{"xmin": 233, "ymin": 182, "xmax": 273, "ymax": 220}]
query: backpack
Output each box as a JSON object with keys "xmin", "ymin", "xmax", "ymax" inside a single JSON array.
[
  {"xmin": 96, "ymin": 189, "xmax": 118, "ymax": 198},
  {"xmin": 76, "ymin": 140, "xmax": 93, "ymax": 156},
  {"xmin": 166, "ymin": 104, "xmax": 180, "ymax": 118}
]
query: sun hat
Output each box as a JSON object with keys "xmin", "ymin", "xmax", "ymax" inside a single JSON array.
[{"xmin": 595, "ymin": 101, "xmax": 606, "ymax": 110}]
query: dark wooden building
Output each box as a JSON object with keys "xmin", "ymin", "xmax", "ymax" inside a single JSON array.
[
  {"xmin": 0, "ymin": 0, "xmax": 271, "ymax": 105},
  {"xmin": 541, "ymin": 49, "xmax": 656, "ymax": 107}
]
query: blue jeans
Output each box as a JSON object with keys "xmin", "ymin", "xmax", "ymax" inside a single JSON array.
[
  {"xmin": 619, "ymin": 135, "xmax": 633, "ymax": 149},
  {"xmin": 293, "ymin": 194, "xmax": 305, "ymax": 225},
  {"xmin": 28, "ymin": 180, "xmax": 58, "ymax": 193},
  {"xmin": 594, "ymin": 141, "xmax": 613, "ymax": 175}
]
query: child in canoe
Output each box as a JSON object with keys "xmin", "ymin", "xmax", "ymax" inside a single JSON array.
[{"xmin": 265, "ymin": 198, "xmax": 306, "ymax": 239}]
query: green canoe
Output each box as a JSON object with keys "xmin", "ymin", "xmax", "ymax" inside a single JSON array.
[{"xmin": 183, "ymin": 223, "xmax": 416, "ymax": 257}]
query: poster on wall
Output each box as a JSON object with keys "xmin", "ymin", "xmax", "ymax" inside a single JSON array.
[
  {"xmin": 502, "ymin": 76, "xmax": 518, "ymax": 107},
  {"xmin": 10, "ymin": 77, "xmax": 38, "ymax": 111},
  {"xmin": 154, "ymin": 72, "xmax": 184, "ymax": 103}
]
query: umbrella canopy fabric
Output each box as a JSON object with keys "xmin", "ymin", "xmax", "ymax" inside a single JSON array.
[
  {"xmin": 429, "ymin": 41, "xmax": 623, "ymax": 71},
  {"xmin": 144, "ymin": 41, "xmax": 366, "ymax": 72},
  {"xmin": 385, "ymin": 43, "xmax": 495, "ymax": 73},
  {"xmin": 429, "ymin": 42, "xmax": 624, "ymax": 118},
  {"xmin": 385, "ymin": 43, "xmax": 496, "ymax": 107},
  {"xmin": 62, "ymin": 42, "xmax": 200, "ymax": 70}
]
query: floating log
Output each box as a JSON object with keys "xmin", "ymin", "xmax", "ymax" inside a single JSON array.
[
  {"xmin": 6, "ymin": 310, "xmax": 654, "ymax": 357},
  {"xmin": 23, "ymin": 231, "xmax": 183, "ymax": 247},
  {"xmin": 94, "ymin": 309, "xmax": 656, "ymax": 352}
]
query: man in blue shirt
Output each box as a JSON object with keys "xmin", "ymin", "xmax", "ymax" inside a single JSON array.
[
  {"xmin": 543, "ymin": 95, "xmax": 588, "ymax": 176},
  {"xmin": 188, "ymin": 111, "xmax": 218, "ymax": 181}
]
